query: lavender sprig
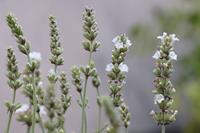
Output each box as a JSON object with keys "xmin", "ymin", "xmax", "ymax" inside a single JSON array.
[
  {"xmin": 5, "ymin": 47, "xmax": 22, "ymax": 133},
  {"xmin": 151, "ymin": 32, "xmax": 179, "ymax": 133}
]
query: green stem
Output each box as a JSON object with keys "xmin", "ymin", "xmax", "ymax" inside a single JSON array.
[
  {"xmin": 161, "ymin": 125, "xmax": 165, "ymax": 133},
  {"xmin": 96, "ymin": 89, "xmax": 101, "ymax": 133},
  {"xmin": 84, "ymin": 110, "xmax": 87, "ymax": 133},
  {"xmin": 81, "ymin": 76, "xmax": 88, "ymax": 133},
  {"xmin": 81, "ymin": 51, "xmax": 92, "ymax": 133},
  {"xmin": 125, "ymin": 128, "xmax": 128, "ymax": 133},
  {"xmin": 31, "ymin": 71, "xmax": 36, "ymax": 133},
  {"xmin": 5, "ymin": 89, "xmax": 16, "ymax": 133},
  {"xmin": 39, "ymin": 116, "xmax": 45, "ymax": 133},
  {"xmin": 27, "ymin": 125, "xmax": 31, "ymax": 133}
]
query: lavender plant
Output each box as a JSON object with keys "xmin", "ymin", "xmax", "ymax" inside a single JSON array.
[
  {"xmin": 106, "ymin": 34, "xmax": 132, "ymax": 132},
  {"xmin": 151, "ymin": 32, "xmax": 179, "ymax": 133},
  {"xmin": 7, "ymin": 13, "xmax": 44, "ymax": 133},
  {"xmin": 5, "ymin": 47, "xmax": 22, "ymax": 133},
  {"xmin": 44, "ymin": 15, "xmax": 71, "ymax": 133},
  {"xmin": 1, "ymin": 7, "xmax": 158, "ymax": 133},
  {"xmin": 71, "ymin": 8, "xmax": 101, "ymax": 133}
]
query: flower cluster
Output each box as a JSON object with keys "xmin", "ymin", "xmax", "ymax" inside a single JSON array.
[
  {"xmin": 49, "ymin": 16, "xmax": 64, "ymax": 66},
  {"xmin": 6, "ymin": 47, "xmax": 22, "ymax": 90},
  {"xmin": 82, "ymin": 8, "xmax": 100, "ymax": 53},
  {"xmin": 71, "ymin": 8, "xmax": 102, "ymax": 133},
  {"xmin": 151, "ymin": 32, "xmax": 179, "ymax": 126},
  {"xmin": 119, "ymin": 103, "xmax": 131, "ymax": 129},
  {"xmin": 106, "ymin": 34, "xmax": 132, "ymax": 107},
  {"xmin": 7, "ymin": 14, "xmax": 45, "ymax": 133},
  {"xmin": 44, "ymin": 16, "xmax": 71, "ymax": 133},
  {"xmin": 4, "ymin": 8, "xmax": 135, "ymax": 133},
  {"xmin": 7, "ymin": 13, "xmax": 30, "ymax": 55},
  {"xmin": 5, "ymin": 47, "xmax": 22, "ymax": 133},
  {"xmin": 106, "ymin": 34, "xmax": 132, "ymax": 132}
]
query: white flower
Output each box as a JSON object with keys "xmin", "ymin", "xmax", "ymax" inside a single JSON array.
[
  {"xmin": 157, "ymin": 32, "xmax": 167, "ymax": 43},
  {"xmin": 112, "ymin": 36, "xmax": 119, "ymax": 44},
  {"xmin": 154, "ymin": 94, "xmax": 164, "ymax": 104},
  {"xmin": 125, "ymin": 39, "xmax": 132, "ymax": 47},
  {"xmin": 171, "ymin": 88, "xmax": 176, "ymax": 93},
  {"xmin": 114, "ymin": 42, "xmax": 124, "ymax": 49},
  {"xmin": 169, "ymin": 34, "xmax": 179, "ymax": 44},
  {"xmin": 29, "ymin": 52, "xmax": 42, "ymax": 61},
  {"xmin": 152, "ymin": 51, "xmax": 161, "ymax": 59},
  {"xmin": 169, "ymin": 51, "xmax": 177, "ymax": 60},
  {"xmin": 15, "ymin": 104, "xmax": 29, "ymax": 114},
  {"xmin": 112, "ymin": 35, "xmax": 132, "ymax": 49},
  {"xmin": 39, "ymin": 105, "xmax": 47, "ymax": 116},
  {"xmin": 48, "ymin": 69, "xmax": 55, "ymax": 75},
  {"xmin": 106, "ymin": 63, "xmax": 114, "ymax": 72},
  {"xmin": 119, "ymin": 63, "xmax": 128, "ymax": 72},
  {"xmin": 38, "ymin": 81, "xmax": 43, "ymax": 88},
  {"xmin": 170, "ymin": 110, "xmax": 178, "ymax": 119},
  {"xmin": 150, "ymin": 110, "xmax": 155, "ymax": 115}
]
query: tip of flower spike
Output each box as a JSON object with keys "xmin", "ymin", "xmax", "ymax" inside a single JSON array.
[
  {"xmin": 112, "ymin": 34, "xmax": 132, "ymax": 49},
  {"xmin": 157, "ymin": 32, "xmax": 179, "ymax": 44}
]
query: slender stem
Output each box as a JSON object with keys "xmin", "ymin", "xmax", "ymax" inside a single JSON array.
[
  {"xmin": 31, "ymin": 71, "xmax": 36, "ymax": 133},
  {"xmin": 5, "ymin": 89, "xmax": 16, "ymax": 133},
  {"xmin": 84, "ymin": 110, "xmax": 87, "ymax": 133},
  {"xmin": 81, "ymin": 76, "xmax": 88, "ymax": 133},
  {"xmin": 27, "ymin": 125, "xmax": 31, "ymax": 133},
  {"xmin": 81, "ymin": 51, "xmax": 92, "ymax": 133},
  {"xmin": 98, "ymin": 124, "xmax": 109, "ymax": 133},
  {"xmin": 161, "ymin": 125, "xmax": 165, "ymax": 133},
  {"xmin": 125, "ymin": 128, "xmax": 128, "ymax": 133},
  {"xmin": 96, "ymin": 89, "xmax": 101, "ymax": 133},
  {"xmin": 39, "ymin": 116, "xmax": 45, "ymax": 133}
]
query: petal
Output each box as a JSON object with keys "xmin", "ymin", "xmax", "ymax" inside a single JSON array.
[{"xmin": 106, "ymin": 63, "xmax": 114, "ymax": 72}]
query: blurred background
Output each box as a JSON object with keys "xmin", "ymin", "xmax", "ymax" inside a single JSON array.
[{"xmin": 0, "ymin": 0, "xmax": 199, "ymax": 132}]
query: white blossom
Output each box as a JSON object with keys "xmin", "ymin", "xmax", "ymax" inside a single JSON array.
[
  {"xmin": 157, "ymin": 32, "xmax": 167, "ymax": 43},
  {"xmin": 112, "ymin": 35, "xmax": 132, "ymax": 49},
  {"xmin": 39, "ymin": 105, "xmax": 47, "ymax": 116},
  {"xmin": 48, "ymin": 69, "xmax": 55, "ymax": 75},
  {"xmin": 169, "ymin": 34, "xmax": 179, "ymax": 44},
  {"xmin": 15, "ymin": 104, "xmax": 29, "ymax": 114},
  {"xmin": 170, "ymin": 110, "xmax": 178, "ymax": 119},
  {"xmin": 154, "ymin": 94, "xmax": 164, "ymax": 104},
  {"xmin": 125, "ymin": 39, "xmax": 132, "ymax": 47},
  {"xmin": 169, "ymin": 51, "xmax": 177, "ymax": 60},
  {"xmin": 38, "ymin": 81, "xmax": 43, "ymax": 88},
  {"xmin": 105, "ymin": 63, "xmax": 114, "ymax": 72},
  {"xmin": 119, "ymin": 63, "xmax": 128, "ymax": 72},
  {"xmin": 150, "ymin": 110, "xmax": 155, "ymax": 115},
  {"xmin": 114, "ymin": 42, "xmax": 124, "ymax": 49},
  {"xmin": 152, "ymin": 51, "xmax": 161, "ymax": 60},
  {"xmin": 171, "ymin": 88, "xmax": 176, "ymax": 93},
  {"xmin": 29, "ymin": 52, "xmax": 42, "ymax": 61},
  {"xmin": 112, "ymin": 36, "xmax": 119, "ymax": 44}
]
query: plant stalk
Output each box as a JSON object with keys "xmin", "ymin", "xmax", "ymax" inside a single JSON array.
[
  {"xmin": 31, "ymin": 71, "xmax": 36, "ymax": 133},
  {"xmin": 5, "ymin": 89, "xmax": 16, "ymax": 133},
  {"xmin": 81, "ymin": 51, "xmax": 92, "ymax": 133},
  {"xmin": 96, "ymin": 89, "xmax": 101, "ymax": 133},
  {"xmin": 81, "ymin": 76, "xmax": 88, "ymax": 133},
  {"xmin": 161, "ymin": 125, "xmax": 165, "ymax": 133}
]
